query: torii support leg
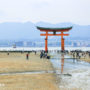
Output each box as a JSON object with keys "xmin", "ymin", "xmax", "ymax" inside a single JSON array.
[
  {"xmin": 45, "ymin": 32, "xmax": 48, "ymax": 53},
  {"xmin": 61, "ymin": 32, "xmax": 65, "ymax": 51},
  {"xmin": 61, "ymin": 38, "xmax": 64, "ymax": 51}
]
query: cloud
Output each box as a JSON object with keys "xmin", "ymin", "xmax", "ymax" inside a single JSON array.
[
  {"xmin": 0, "ymin": 10, "xmax": 6, "ymax": 16},
  {"xmin": 0, "ymin": 0, "xmax": 89, "ymax": 25}
]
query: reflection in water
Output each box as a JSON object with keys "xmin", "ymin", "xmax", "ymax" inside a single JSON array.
[
  {"xmin": 61, "ymin": 53, "xmax": 64, "ymax": 73},
  {"xmin": 50, "ymin": 52, "xmax": 90, "ymax": 74}
]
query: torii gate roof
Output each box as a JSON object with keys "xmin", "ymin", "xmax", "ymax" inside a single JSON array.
[{"xmin": 37, "ymin": 26, "xmax": 72, "ymax": 32}]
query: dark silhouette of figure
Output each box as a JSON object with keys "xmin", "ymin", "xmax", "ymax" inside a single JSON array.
[
  {"xmin": 7, "ymin": 52, "xmax": 9, "ymax": 55},
  {"xmin": 89, "ymin": 52, "xmax": 90, "ymax": 58},
  {"xmin": 40, "ymin": 51, "xmax": 43, "ymax": 58},
  {"xmin": 73, "ymin": 53, "xmax": 75, "ymax": 63},
  {"xmin": 35, "ymin": 51, "xmax": 36, "ymax": 55},
  {"xmin": 26, "ymin": 53, "xmax": 29, "ymax": 60}
]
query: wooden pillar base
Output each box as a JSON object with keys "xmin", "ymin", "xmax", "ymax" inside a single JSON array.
[{"xmin": 61, "ymin": 38, "xmax": 65, "ymax": 51}]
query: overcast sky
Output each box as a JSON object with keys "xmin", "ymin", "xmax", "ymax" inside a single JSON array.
[{"xmin": 0, "ymin": 0, "xmax": 90, "ymax": 25}]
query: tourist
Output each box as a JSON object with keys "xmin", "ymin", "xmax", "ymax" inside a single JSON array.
[
  {"xmin": 26, "ymin": 53, "xmax": 29, "ymax": 60},
  {"xmin": 35, "ymin": 51, "xmax": 36, "ymax": 55},
  {"xmin": 44, "ymin": 53, "xmax": 47, "ymax": 58},
  {"xmin": 7, "ymin": 52, "xmax": 9, "ymax": 55},
  {"xmin": 40, "ymin": 51, "xmax": 43, "ymax": 58},
  {"xmin": 89, "ymin": 52, "xmax": 90, "ymax": 58}
]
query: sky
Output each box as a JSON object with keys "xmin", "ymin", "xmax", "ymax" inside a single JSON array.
[{"xmin": 0, "ymin": 0, "xmax": 90, "ymax": 25}]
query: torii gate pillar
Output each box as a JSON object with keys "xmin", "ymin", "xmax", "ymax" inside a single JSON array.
[
  {"xmin": 45, "ymin": 32, "xmax": 48, "ymax": 52},
  {"xmin": 61, "ymin": 38, "xmax": 64, "ymax": 51},
  {"xmin": 61, "ymin": 32, "xmax": 65, "ymax": 51}
]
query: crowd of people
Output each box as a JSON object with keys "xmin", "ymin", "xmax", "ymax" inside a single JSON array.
[
  {"xmin": 40, "ymin": 50, "xmax": 50, "ymax": 59},
  {"xmin": 5, "ymin": 50, "xmax": 51, "ymax": 60},
  {"xmin": 69, "ymin": 50, "xmax": 90, "ymax": 59},
  {"xmin": 4, "ymin": 50, "xmax": 90, "ymax": 61}
]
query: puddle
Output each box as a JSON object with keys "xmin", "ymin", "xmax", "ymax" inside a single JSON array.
[{"xmin": 0, "ymin": 70, "xmax": 54, "ymax": 76}]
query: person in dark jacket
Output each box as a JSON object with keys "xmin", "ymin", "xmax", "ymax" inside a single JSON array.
[{"xmin": 26, "ymin": 53, "xmax": 29, "ymax": 60}]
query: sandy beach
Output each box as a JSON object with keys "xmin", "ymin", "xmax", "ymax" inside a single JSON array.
[{"xmin": 0, "ymin": 52, "xmax": 59, "ymax": 90}]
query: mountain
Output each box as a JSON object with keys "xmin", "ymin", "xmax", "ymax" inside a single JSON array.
[
  {"xmin": 0, "ymin": 21, "xmax": 90, "ymax": 40},
  {"xmin": 0, "ymin": 22, "xmax": 40, "ymax": 40}
]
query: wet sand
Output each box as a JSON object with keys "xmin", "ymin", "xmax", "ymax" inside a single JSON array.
[
  {"xmin": 80, "ymin": 58, "xmax": 90, "ymax": 63},
  {"xmin": 0, "ymin": 52, "xmax": 59, "ymax": 90}
]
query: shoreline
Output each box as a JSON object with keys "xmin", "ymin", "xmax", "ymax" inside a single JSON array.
[{"xmin": 0, "ymin": 47, "xmax": 90, "ymax": 51}]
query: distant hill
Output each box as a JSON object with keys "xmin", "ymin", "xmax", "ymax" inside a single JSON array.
[
  {"xmin": 0, "ymin": 22, "xmax": 90, "ymax": 40},
  {"xmin": 0, "ymin": 22, "xmax": 40, "ymax": 40}
]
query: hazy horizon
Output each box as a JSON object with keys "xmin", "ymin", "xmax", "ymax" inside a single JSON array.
[{"xmin": 0, "ymin": 21, "xmax": 90, "ymax": 26}]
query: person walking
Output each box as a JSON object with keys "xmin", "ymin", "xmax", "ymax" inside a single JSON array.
[{"xmin": 26, "ymin": 53, "xmax": 29, "ymax": 60}]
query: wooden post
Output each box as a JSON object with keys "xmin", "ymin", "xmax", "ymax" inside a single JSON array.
[
  {"xmin": 45, "ymin": 32, "xmax": 48, "ymax": 52},
  {"xmin": 62, "ymin": 38, "xmax": 64, "ymax": 50},
  {"xmin": 61, "ymin": 32, "xmax": 64, "ymax": 51}
]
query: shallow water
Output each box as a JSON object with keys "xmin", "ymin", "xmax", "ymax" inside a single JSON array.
[
  {"xmin": 50, "ymin": 52, "xmax": 90, "ymax": 89},
  {"xmin": 50, "ymin": 52, "xmax": 90, "ymax": 73}
]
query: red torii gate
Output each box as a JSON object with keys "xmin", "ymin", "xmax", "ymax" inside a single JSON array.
[{"xmin": 37, "ymin": 26, "xmax": 72, "ymax": 52}]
